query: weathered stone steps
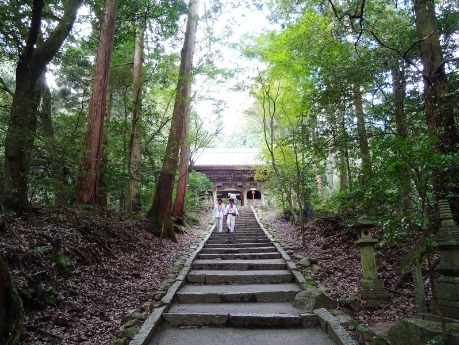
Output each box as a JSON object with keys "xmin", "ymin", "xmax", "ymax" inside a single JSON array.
[
  {"xmin": 198, "ymin": 252, "xmax": 281, "ymax": 260},
  {"xmin": 159, "ymin": 206, "xmax": 312, "ymax": 331},
  {"xmin": 192, "ymin": 258, "xmax": 287, "ymax": 270},
  {"xmin": 204, "ymin": 242, "xmax": 273, "ymax": 248},
  {"xmin": 200, "ymin": 246, "xmax": 276, "ymax": 254},
  {"xmin": 176, "ymin": 283, "xmax": 301, "ymax": 303},
  {"xmin": 187, "ymin": 269, "xmax": 293, "ymax": 284},
  {"xmin": 163, "ymin": 302, "xmax": 319, "ymax": 328}
]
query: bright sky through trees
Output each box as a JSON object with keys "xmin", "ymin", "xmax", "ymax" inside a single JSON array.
[{"xmin": 194, "ymin": 1, "xmax": 273, "ymax": 140}]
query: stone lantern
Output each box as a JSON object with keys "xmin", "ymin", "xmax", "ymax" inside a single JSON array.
[
  {"xmin": 434, "ymin": 200, "xmax": 459, "ymax": 319},
  {"xmin": 353, "ymin": 217, "xmax": 389, "ymax": 301}
]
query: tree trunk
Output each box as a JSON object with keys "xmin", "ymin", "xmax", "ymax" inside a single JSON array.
[
  {"xmin": 0, "ymin": 0, "xmax": 82, "ymax": 215},
  {"xmin": 414, "ymin": 0, "xmax": 459, "ymax": 221},
  {"xmin": 0, "ymin": 256, "xmax": 24, "ymax": 345},
  {"xmin": 173, "ymin": 114, "xmax": 190, "ymax": 224},
  {"xmin": 98, "ymin": 90, "xmax": 113, "ymax": 208},
  {"xmin": 127, "ymin": 24, "xmax": 145, "ymax": 213},
  {"xmin": 339, "ymin": 107, "xmax": 350, "ymax": 192},
  {"xmin": 353, "ymin": 85, "xmax": 372, "ymax": 182},
  {"xmin": 39, "ymin": 72, "xmax": 68, "ymax": 205},
  {"xmin": 326, "ymin": 147, "xmax": 334, "ymax": 198},
  {"xmin": 76, "ymin": 0, "xmax": 118, "ymax": 205},
  {"xmin": 147, "ymin": 0, "xmax": 199, "ymax": 240},
  {"xmin": 391, "ymin": 62, "xmax": 412, "ymax": 214}
]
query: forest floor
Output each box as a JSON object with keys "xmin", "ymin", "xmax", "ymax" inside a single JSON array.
[
  {"xmin": 1, "ymin": 206, "xmax": 426, "ymax": 344},
  {"xmin": 267, "ymin": 210, "xmax": 428, "ymax": 344}
]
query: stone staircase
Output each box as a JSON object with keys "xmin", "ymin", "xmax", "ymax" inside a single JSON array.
[
  {"xmin": 140, "ymin": 207, "xmax": 338, "ymax": 344},
  {"xmin": 161, "ymin": 206, "xmax": 317, "ymax": 328}
]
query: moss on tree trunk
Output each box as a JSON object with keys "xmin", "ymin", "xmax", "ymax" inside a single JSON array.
[{"xmin": 0, "ymin": 256, "xmax": 24, "ymax": 344}]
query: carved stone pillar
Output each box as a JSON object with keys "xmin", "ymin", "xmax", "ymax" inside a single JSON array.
[
  {"xmin": 434, "ymin": 200, "xmax": 459, "ymax": 319},
  {"xmin": 353, "ymin": 218, "xmax": 389, "ymax": 301}
]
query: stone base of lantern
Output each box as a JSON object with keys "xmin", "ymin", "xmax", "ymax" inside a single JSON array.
[
  {"xmin": 359, "ymin": 278, "xmax": 389, "ymax": 300},
  {"xmin": 435, "ymin": 276, "xmax": 459, "ymax": 320}
]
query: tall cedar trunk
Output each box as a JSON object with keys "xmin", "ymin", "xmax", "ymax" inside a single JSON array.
[
  {"xmin": 127, "ymin": 25, "xmax": 145, "ymax": 213},
  {"xmin": 0, "ymin": 0, "xmax": 82, "ymax": 214},
  {"xmin": 147, "ymin": 0, "xmax": 199, "ymax": 239},
  {"xmin": 0, "ymin": 256, "xmax": 24, "ymax": 345},
  {"xmin": 98, "ymin": 90, "xmax": 113, "ymax": 208},
  {"xmin": 326, "ymin": 147, "xmax": 334, "ymax": 198},
  {"xmin": 391, "ymin": 62, "xmax": 412, "ymax": 214},
  {"xmin": 414, "ymin": 0, "xmax": 459, "ymax": 221},
  {"xmin": 39, "ymin": 73, "xmax": 67, "ymax": 205},
  {"xmin": 173, "ymin": 116, "xmax": 190, "ymax": 224},
  {"xmin": 311, "ymin": 120, "xmax": 326, "ymax": 200},
  {"xmin": 76, "ymin": 0, "xmax": 118, "ymax": 205},
  {"xmin": 353, "ymin": 85, "xmax": 372, "ymax": 182},
  {"xmin": 339, "ymin": 108, "xmax": 349, "ymax": 191}
]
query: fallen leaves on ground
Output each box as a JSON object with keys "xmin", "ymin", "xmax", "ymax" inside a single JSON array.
[
  {"xmin": 1, "ymin": 208, "xmax": 210, "ymax": 345},
  {"xmin": 268, "ymin": 212, "xmax": 428, "ymax": 336}
]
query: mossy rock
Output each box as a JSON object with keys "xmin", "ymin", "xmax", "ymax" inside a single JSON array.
[
  {"xmin": 124, "ymin": 318, "xmax": 140, "ymax": 328},
  {"xmin": 111, "ymin": 337, "xmax": 129, "ymax": 345},
  {"xmin": 387, "ymin": 318, "xmax": 459, "ymax": 345},
  {"xmin": 370, "ymin": 332, "xmax": 390, "ymax": 345},
  {"xmin": 142, "ymin": 302, "xmax": 153, "ymax": 313},
  {"xmin": 121, "ymin": 312, "xmax": 144, "ymax": 323},
  {"xmin": 356, "ymin": 323, "xmax": 376, "ymax": 342},
  {"xmin": 293, "ymin": 286, "xmax": 337, "ymax": 311},
  {"xmin": 123, "ymin": 325, "xmax": 140, "ymax": 339}
]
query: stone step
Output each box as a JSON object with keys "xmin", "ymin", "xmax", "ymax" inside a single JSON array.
[
  {"xmin": 163, "ymin": 303, "xmax": 318, "ymax": 328},
  {"xmin": 149, "ymin": 326, "xmax": 336, "ymax": 345},
  {"xmin": 209, "ymin": 234, "xmax": 266, "ymax": 239},
  {"xmin": 206, "ymin": 239, "xmax": 271, "ymax": 245},
  {"xmin": 186, "ymin": 270, "xmax": 293, "ymax": 284},
  {"xmin": 192, "ymin": 259, "xmax": 286, "ymax": 270},
  {"xmin": 211, "ymin": 230, "xmax": 263, "ymax": 234},
  {"xmin": 175, "ymin": 283, "xmax": 301, "ymax": 303},
  {"xmin": 205, "ymin": 242, "xmax": 273, "ymax": 248},
  {"xmin": 198, "ymin": 252, "xmax": 281, "ymax": 260},
  {"xmin": 200, "ymin": 246, "xmax": 276, "ymax": 254}
]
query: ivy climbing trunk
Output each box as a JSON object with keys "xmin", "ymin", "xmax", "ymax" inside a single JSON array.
[
  {"xmin": 0, "ymin": 0, "xmax": 82, "ymax": 215},
  {"xmin": 76, "ymin": 0, "xmax": 118, "ymax": 205},
  {"xmin": 147, "ymin": 0, "xmax": 199, "ymax": 240}
]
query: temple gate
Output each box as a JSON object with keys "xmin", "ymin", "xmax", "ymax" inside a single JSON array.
[{"xmin": 192, "ymin": 148, "xmax": 265, "ymax": 206}]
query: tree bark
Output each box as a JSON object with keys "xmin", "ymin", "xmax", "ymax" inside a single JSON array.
[
  {"xmin": 391, "ymin": 62, "xmax": 412, "ymax": 214},
  {"xmin": 39, "ymin": 72, "xmax": 68, "ymax": 205},
  {"xmin": 353, "ymin": 85, "xmax": 372, "ymax": 182},
  {"xmin": 326, "ymin": 147, "xmax": 334, "ymax": 198},
  {"xmin": 147, "ymin": 0, "xmax": 199, "ymax": 240},
  {"xmin": 76, "ymin": 0, "xmax": 118, "ymax": 205},
  {"xmin": 0, "ymin": 256, "xmax": 24, "ymax": 345},
  {"xmin": 0, "ymin": 0, "xmax": 82, "ymax": 215},
  {"xmin": 173, "ymin": 115, "xmax": 190, "ymax": 224},
  {"xmin": 414, "ymin": 0, "xmax": 459, "ymax": 221},
  {"xmin": 127, "ymin": 24, "xmax": 145, "ymax": 213}
]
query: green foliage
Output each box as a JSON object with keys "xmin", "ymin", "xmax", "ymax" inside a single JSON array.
[
  {"xmin": 427, "ymin": 335, "xmax": 445, "ymax": 345},
  {"xmin": 184, "ymin": 171, "xmax": 213, "ymax": 215},
  {"xmin": 55, "ymin": 249, "xmax": 72, "ymax": 269}
]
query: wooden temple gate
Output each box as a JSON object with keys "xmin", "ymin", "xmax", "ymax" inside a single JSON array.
[{"xmin": 192, "ymin": 148, "xmax": 264, "ymax": 206}]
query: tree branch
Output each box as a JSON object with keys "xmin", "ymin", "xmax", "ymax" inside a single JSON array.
[{"xmin": 0, "ymin": 77, "xmax": 14, "ymax": 97}]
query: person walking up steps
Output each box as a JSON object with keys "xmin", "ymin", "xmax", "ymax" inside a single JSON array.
[
  {"xmin": 212, "ymin": 198, "xmax": 225, "ymax": 232},
  {"xmin": 225, "ymin": 198, "xmax": 238, "ymax": 233}
]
